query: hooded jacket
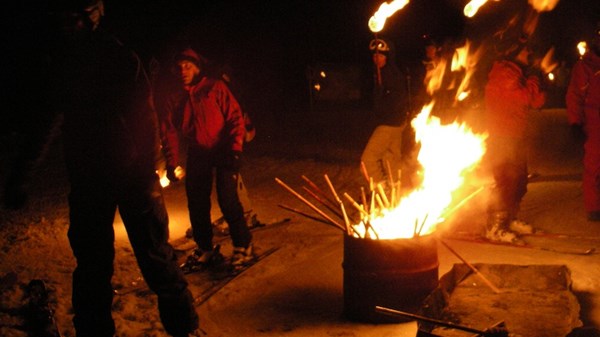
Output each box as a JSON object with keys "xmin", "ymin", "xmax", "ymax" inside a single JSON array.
[
  {"xmin": 484, "ymin": 59, "xmax": 546, "ymax": 138},
  {"xmin": 566, "ymin": 50, "xmax": 600, "ymax": 129},
  {"xmin": 159, "ymin": 76, "xmax": 245, "ymax": 168}
]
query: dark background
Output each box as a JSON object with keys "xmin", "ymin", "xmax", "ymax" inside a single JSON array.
[{"xmin": 101, "ymin": 0, "xmax": 598, "ymax": 115}]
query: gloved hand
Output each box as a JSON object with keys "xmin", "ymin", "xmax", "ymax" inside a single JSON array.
[
  {"xmin": 222, "ymin": 150, "xmax": 242, "ymax": 171},
  {"xmin": 570, "ymin": 124, "xmax": 586, "ymax": 143},
  {"xmin": 167, "ymin": 166, "xmax": 180, "ymax": 183}
]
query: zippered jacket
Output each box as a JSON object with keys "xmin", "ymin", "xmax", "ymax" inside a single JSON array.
[
  {"xmin": 485, "ymin": 60, "xmax": 546, "ymax": 138},
  {"xmin": 159, "ymin": 76, "xmax": 245, "ymax": 168}
]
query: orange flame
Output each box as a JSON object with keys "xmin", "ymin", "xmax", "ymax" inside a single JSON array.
[
  {"xmin": 577, "ymin": 41, "xmax": 587, "ymax": 57},
  {"xmin": 452, "ymin": 41, "xmax": 484, "ymax": 104},
  {"xmin": 527, "ymin": 0, "xmax": 560, "ymax": 12},
  {"xmin": 463, "ymin": 0, "xmax": 492, "ymax": 18},
  {"xmin": 539, "ymin": 47, "xmax": 558, "ymax": 74},
  {"xmin": 352, "ymin": 103, "xmax": 487, "ymax": 239},
  {"xmin": 368, "ymin": 0, "xmax": 410, "ymax": 33}
]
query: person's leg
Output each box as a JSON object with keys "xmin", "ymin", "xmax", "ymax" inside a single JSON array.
[
  {"xmin": 67, "ymin": 183, "xmax": 117, "ymax": 337},
  {"xmin": 185, "ymin": 150, "xmax": 215, "ymax": 251},
  {"xmin": 119, "ymin": 175, "xmax": 198, "ymax": 336},
  {"xmin": 361, "ymin": 125, "xmax": 392, "ymax": 184},
  {"xmin": 216, "ymin": 168, "xmax": 251, "ymax": 249}
]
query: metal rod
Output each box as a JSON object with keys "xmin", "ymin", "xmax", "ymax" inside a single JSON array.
[
  {"xmin": 301, "ymin": 175, "xmax": 340, "ymax": 211},
  {"xmin": 443, "ymin": 185, "xmax": 486, "ymax": 218},
  {"xmin": 323, "ymin": 174, "xmax": 353, "ymax": 235},
  {"xmin": 278, "ymin": 204, "xmax": 330, "ymax": 225},
  {"xmin": 440, "ymin": 240, "xmax": 501, "ymax": 294},
  {"xmin": 374, "ymin": 306, "xmax": 489, "ymax": 335},
  {"xmin": 275, "ymin": 178, "xmax": 346, "ymax": 232},
  {"xmin": 302, "ymin": 186, "xmax": 344, "ymax": 220}
]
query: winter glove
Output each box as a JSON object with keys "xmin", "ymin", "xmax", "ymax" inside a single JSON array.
[
  {"xmin": 166, "ymin": 165, "xmax": 185, "ymax": 183},
  {"xmin": 223, "ymin": 150, "xmax": 242, "ymax": 171},
  {"xmin": 570, "ymin": 124, "xmax": 586, "ymax": 143}
]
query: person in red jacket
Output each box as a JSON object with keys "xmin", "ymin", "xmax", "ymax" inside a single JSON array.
[
  {"xmin": 159, "ymin": 47, "xmax": 253, "ymax": 269},
  {"xmin": 566, "ymin": 23, "xmax": 600, "ymax": 221},
  {"xmin": 484, "ymin": 36, "xmax": 546, "ymax": 242}
]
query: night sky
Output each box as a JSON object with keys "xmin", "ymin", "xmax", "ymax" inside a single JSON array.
[{"xmin": 99, "ymin": 0, "xmax": 598, "ymax": 114}]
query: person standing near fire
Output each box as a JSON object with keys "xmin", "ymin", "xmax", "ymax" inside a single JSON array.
[
  {"xmin": 484, "ymin": 33, "xmax": 546, "ymax": 243},
  {"xmin": 566, "ymin": 22, "xmax": 600, "ymax": 221},
  {"xmin": 159, "ymin": 47, "xmax": 254, "ymax": 270},
  {"xmin": 361, "ymin": 37, "xmax": 410, "ymax": 188},
  {"xmin": 2, "ymin": 1, "xmax": 200, "ymax": 336}
]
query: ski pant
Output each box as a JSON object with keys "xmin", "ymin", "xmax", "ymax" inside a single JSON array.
[
  {"xmin": 361, "ymin": 124, "xmax": 405, "ymax": 185},
  {"xmin": 486, "ymin": 136, "xmax": 528, "ymax": 223},
  {"xmin": 67, "ymin": 172, "xmax": 198, "ymax": 337},
  {"xmin": 185, "ymin": 147, "xmax": 252, "ymax": 251},
  {"xmin": 583, "ymin": 134, "xmax": 600, "ymax": 213}
]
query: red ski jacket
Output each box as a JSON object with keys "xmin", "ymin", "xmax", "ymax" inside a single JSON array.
[
  {"xmin": 566, "ymin": 51, "xmax": 600, "ymax": 129},
  {"xmin": 485, "ymin": 60, "xmax": 546, "ymax": 138},
  {"xmin": 159, "ymin": 76, "xmax": 245, "ymax": 168}
]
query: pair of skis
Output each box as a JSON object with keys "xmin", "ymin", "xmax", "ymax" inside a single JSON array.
[{"xmin": 448, "ymin": 231, "xmax": 596, "ymax": 255}]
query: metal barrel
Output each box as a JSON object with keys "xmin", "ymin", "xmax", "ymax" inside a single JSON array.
[{"xmin": 342, "ymin": 234, "xmax": 439, "ymax": 323}]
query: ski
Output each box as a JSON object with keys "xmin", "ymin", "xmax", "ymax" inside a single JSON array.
[
  {"xmin": 446, "ymin": 233, "xmax": 596, "ymax": 255},
  {"xmin": 521, "ymin": 231, "xmax": 600, "ymax": 241},
  {"xmin": 193, "ymin": 246, "xmax": 280, "ymax": 305},
  {"xmin": 213, "ymin": 217, "xmax": 291, "ymax": 237}
]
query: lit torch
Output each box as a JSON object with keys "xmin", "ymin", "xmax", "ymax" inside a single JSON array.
[
  {"xmin": 368, "ymin": 0, "xmax": 410, "ymax": 33},
  {"xmin": 577, "ymin": 41, "xmax": 588, "ymax": 57}
]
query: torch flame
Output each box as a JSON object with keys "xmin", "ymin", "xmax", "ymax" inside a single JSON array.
[
  {"xmin": 463, "ymin": 0, "xmax": 491, "ymax": 18},
  {"xmin": 527, "ymin": 0, "xmax": 560, "ymax": 12},
  {"xmin": 577, "ymin": 41, "xmax": 587, "ymax": 57},
  {"xmin": 368, "ymin": 0, "xmax": 410, "ymax": 33}
]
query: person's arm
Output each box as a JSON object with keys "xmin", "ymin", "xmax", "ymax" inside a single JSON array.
[
  {"xmin": 157, "ymin": 93, "xmax": 183, "ymax": 180},
  {"xmin": 566, "ymin": 61, "xmax": 587, "ymax": 126}
]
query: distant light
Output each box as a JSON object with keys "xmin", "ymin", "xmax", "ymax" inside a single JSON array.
[
  {"xmin": 320, "ymin": 71, "xmax": 327, "ymax": 78},
  {"xmin": 314, "ymin": 83, "xmax": 321, "ymax": 91},
  {"xmin": 577, "ymin": 41, "xmax": 587, "ymax": 57},
  {"xmin": 547, "ymin": 72, "xmax": 555, "ymax": 81}
]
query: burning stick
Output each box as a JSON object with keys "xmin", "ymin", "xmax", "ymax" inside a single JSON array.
[
  {"xmin": 324, "ymin": 174, "xmax": 353, "ymax": 235},
  {"xmin": 360, "ymin": 187, "xmax": 368, "ymax": 213},
  {"xmin": 376, "ymin": 183, "xmax": 390, "ymax": 208},
  {"xmin": 440, "ymin": 240, "xmax": 501, "ymax": 294},
  {"xmin": 302, "ymin": 186, "xmax": 344, "ymax": 220},
  {"xmin": 343, "ymin": 193, "xmax": 370, "ymax": 218},
  {"xmin": 443, "ymin": 185, "xmax": 486, "ymax": 219},
  {"xmin": 278, "ymin": 204, "xmax": 331, "ymax": 225},
  {"xmin": 276, "ymin": 178, "xmax": 346, "ymax": 232},
  {"xmin": 360, "ymin": 161, "xmax": 371, "ymax": 185},
  {"xmin": 385, "ymin": 160, "xmax": 396, "ymax": 206},
  {"xmin": 416, "ymin": 213, "xmax": 429, "ymax": 236}
]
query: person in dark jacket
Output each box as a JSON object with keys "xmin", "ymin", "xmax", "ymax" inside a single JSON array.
[
  {"xmin": 361, "ymin": 37, "xmax": 410, "ymax": 186},
  {"xmin": 484, "ymin": 35, "xmax": 546, "ymax": 243},
  {"xmin": 566, "ymin": 23, "xmax": 600, "ymax": 221},
  {"xmin": 159, "ymin": 47, "xmax": 254, "ymax": 269},
  {"xmin": 2, "ymin": 1, "xmax": 200, "ymax": 336}
]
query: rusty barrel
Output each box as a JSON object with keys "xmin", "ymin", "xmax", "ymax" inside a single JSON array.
[{"xmin": 342, "ymin": 234, "xmax": 439, "ymax": 323}]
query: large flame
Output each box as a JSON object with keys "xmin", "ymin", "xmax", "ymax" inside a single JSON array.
[
  {"xmin": 352, "ymin": 103, "xmax": 487, "ymax": 239},
  {"xmin": 368, "ymin": 0, "xmax": 410, "ymax": 33}
]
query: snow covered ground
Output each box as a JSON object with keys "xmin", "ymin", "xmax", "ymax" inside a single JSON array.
[{"xmin": 1, "ymin": 107, "xmax": 599, "ymax": 336}]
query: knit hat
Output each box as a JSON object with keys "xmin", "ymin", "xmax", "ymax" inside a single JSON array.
[{"xmin": 175, "ymin": 48, "xmax": 207, "ymax": 69}]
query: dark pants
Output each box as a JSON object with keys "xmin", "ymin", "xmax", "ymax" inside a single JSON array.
[
  {"xmin": 486, "ymin": 136, "xmax": 528, "ymax": 221},
  {"xmin": 67, "ymin": 171, "xmax": 198, "ymax": 337},
  {"xmin": 185, "ymin": 147, "xmax": 251, "ymax": 251}
]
